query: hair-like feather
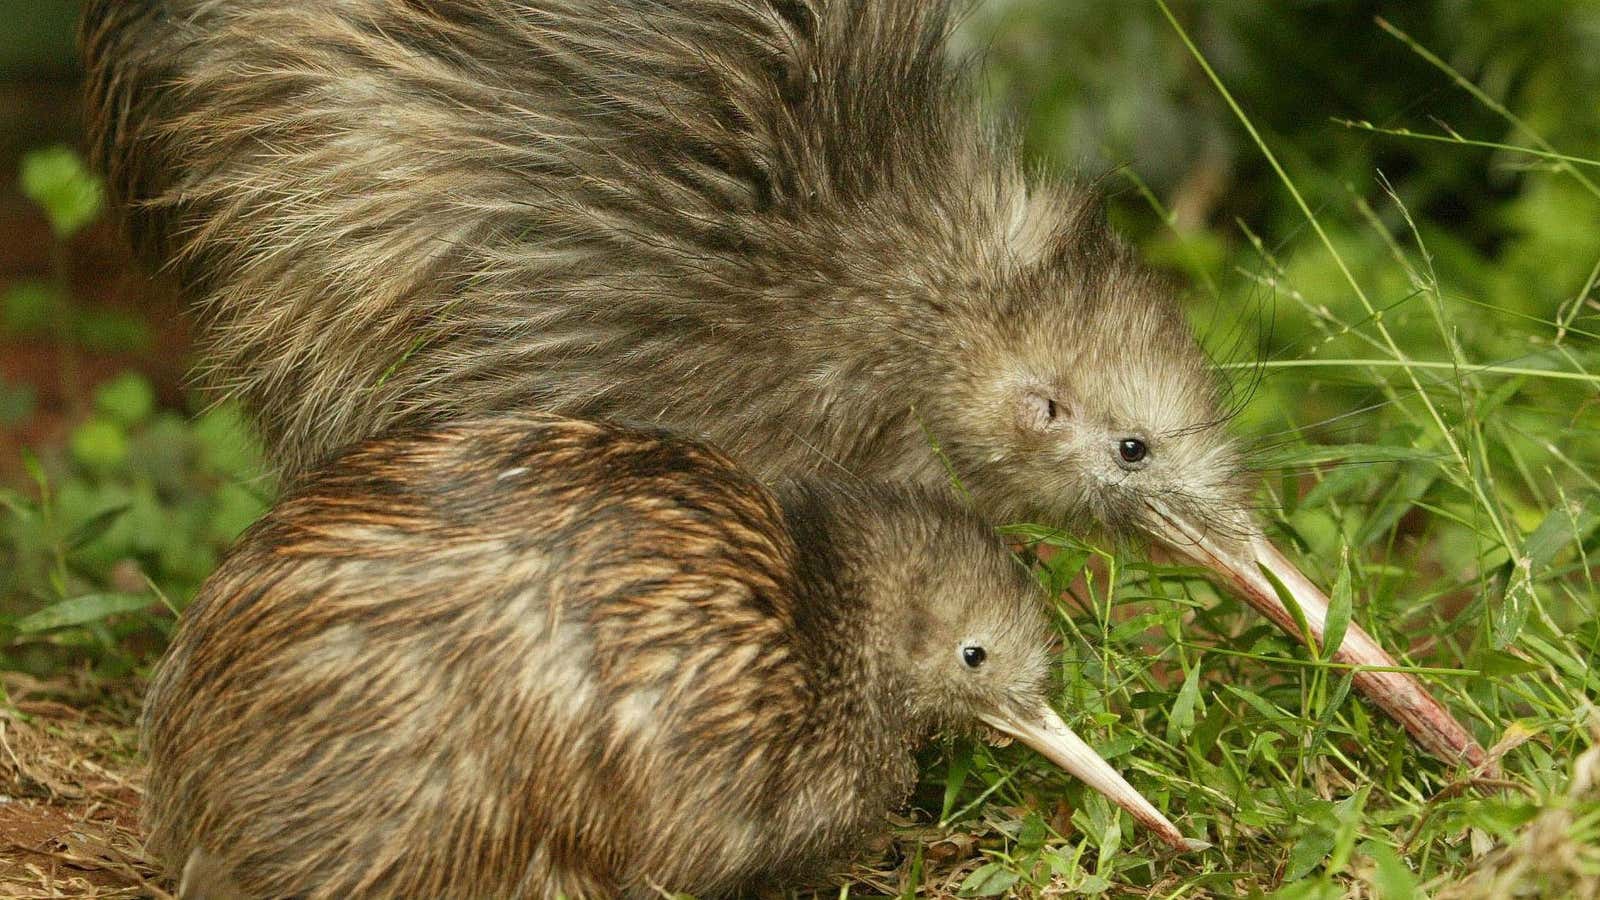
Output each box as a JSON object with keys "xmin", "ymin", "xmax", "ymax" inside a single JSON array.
[
  {"xmin": 143, "ymin": 413, "xmax": 1055, "ymax": 896},
  {"xmin": 87, "ymin": 0, "xmax": 1491, "ymax": 815},
  {"xmin": 84, "ymin": 0, "xmax": 1090, "ymax": 483}
]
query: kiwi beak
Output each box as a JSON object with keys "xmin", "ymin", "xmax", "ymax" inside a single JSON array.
[
  {"xmin": 980, "ymin": 705, "xmax": 1205, "ymax": 852},
  {"xmin": 1143, "ymin": 499, "xmax": 1489, "ymax": 772}
]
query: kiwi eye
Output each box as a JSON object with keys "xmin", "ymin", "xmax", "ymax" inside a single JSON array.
[
  {"xmin": 961, "ymin": 645, "xmax": 987, "ymax": 669},
  {"xmin": 1118, "ymin": 438, "xmax": 1148, "ymax": 465},
  {"xmin": 1045, "ymin": 399, "xmax": 1059, "ymax": 420}
]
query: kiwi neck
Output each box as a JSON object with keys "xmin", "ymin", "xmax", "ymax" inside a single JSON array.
[{"xmin": 776, "ymin": 482, "xmax": 927, "ymax": 733}]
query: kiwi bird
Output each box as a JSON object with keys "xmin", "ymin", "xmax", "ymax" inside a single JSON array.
[
  {"xmin": 82, "ymin": 0, "xmax": 1485, "ymax": 767},
  {"xmin": 143, "ymin": 414, "xmax": 1198, "ymax": 898}
]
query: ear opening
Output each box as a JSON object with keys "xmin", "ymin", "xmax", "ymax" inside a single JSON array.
[{"xmin": 1018, "ymin": 388, "xmax": 1067, "ymax": 432}]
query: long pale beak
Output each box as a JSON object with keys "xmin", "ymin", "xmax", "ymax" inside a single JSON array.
[
  {"xmin": 1144, "ymin": 500, "xmax": 1488, "ymax": 770},
  {"xmin": 982, "ymin": 705, "xmax": 1205, "ymax": 851}
]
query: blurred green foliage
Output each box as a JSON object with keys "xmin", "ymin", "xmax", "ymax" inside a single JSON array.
[
  {"xmin": 2, "ymin": 393, "xmax": 270, "ymax": 677},
  {"xmin": 20, "ymin": 144, "xmax": 103, "ymax": 238},
  {"xmin": 1, "ymin": 147, "xmax": 271, "ymax": 677},
  {"xmin": 0, "ymin": 0, "xmax": 81, "ymax": 76},
  {"xmin": 2, "ymin": 276, "xmax": 152, "ymax": 353},
  {"xmin": 3, "ymin": 146, "xmax": 150, "ymax": 354},
  {"xmin": 973, "ymin": 1, "xmax": 1600, "ymax": 229}
]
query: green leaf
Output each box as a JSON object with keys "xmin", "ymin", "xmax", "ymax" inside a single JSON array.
[
  {"xmin": 93, "ymin": 372, "xmax": 157, "ymax": 426},
  {"xmin": 65, "ymin": 503, "xmax": 130, "ymax": 551},
  {"xmin": 1301, "ymin": 463, "xmax": 1382, "ymax": 510},
  {"xmin": 1094, "ymin": 812, "xmax": 1121, "ymax": 871},
  {"xmin": 1166, "ymin": 661, "xmax": 1203, "ymax": 744},
  {"xmin": 1110, "ymin": 612, "xmax": 1168, "ymax": 641},
  {"xmin": 1365, "ymin": 841, "xmax": 1419, "ymax": 900},
  {"xmin": 1327, "ymin": 788, "xmax": 1369, "ymax": 876},
  {"xmin": 959, "ymin": 862, "xmax": 1020, "ymax": 897},
  {"xmin": 0, "ymin": 487, "xmax": 34, "ymax": 520},
  {"xmin": 1017, "ymin": 812, "xmax": 1048, "ymax": 853},
  {"xmin": 74, "ymin": 307, "xmax": 154, "ymax": 353},
  {"xmin": 1224, "ymin": 684, "xmax": 1288, "ymax": 721},
  {"xmin": 1491, "ymin": 581, "xmax": 1532, "ymax": 651},
  {"xmin": 1047, "ymin": 548, "xmax": 1093, "ymax": 591},
  {"xmin": 1308, "ymin": 673, "xmax": 1355, "ymax": 755},
  {"xmin": 69, "ymin": 417, "xmax": 130, "ymax": 471},
  {"xmin": 1, "ymin": 280, "xmax": 65, "ymax": 336},
  {"xmin": 194, "ymin": 404, "xmax": 268, "ymax": 480},
  {"xmin": 1471, "ymin": 648, "xmax": 1542, "ymax": 678},
  {"xmin": 1284, "ymin": 827, "xmax": 1336, "ymax": 881},
  {"xmin": 1324, "ymin": 672, "xmax": 1350, "ymax": 714},
  {"xmin": 1355, "ymin": 463, "xmax": 1439, "ymax": 549},
  {"xmin": 1253, "ymin": 443, "xmax": 1440, "ymax": 470},
  {"xmin": 939, "ymin": 746, "xmax": 971, "ymax": 824},
  {"xmin": 15, "ymin": 593, "xmax": 153, "ymax": 633},
  {"xmin": 1090, "ymin": 733, "xmax": 1138, "ymax": 761},
  {"xmin": 1258, "ymin": 561, "xmax": 1316, "ymax": 653},
  {"xmin": 1128, "ymin": 691, "xmax": 1169, "ymax": 710},
  {"xmin": 22, "ymin": 449, "xmax": 48, "ymax": 500},
  {"xmin": 1519, "ymin": 633, "xmax": 1587, "ymax": 682},
  {"xmin": 19, "ymin": 146, "xmax": 105, "ymax": 239},
  {"xmin": 1322, "ymin": 548, "xmax": 1353, "ymax": 659},
  {"xmin": 1522, "ymin": 492, "xmax": 1599, "ymax": 572},
  {"xmin": 1075, "ymin": 873, "xmax": 1111, "ymax": 895},
  {"xmin": 1192, "ymin": 702, "xmax": 1230, "ymax": 758},
  {"xmin": 1279, "ymin": 469, "xmax": 1298, "ymax": 518}
]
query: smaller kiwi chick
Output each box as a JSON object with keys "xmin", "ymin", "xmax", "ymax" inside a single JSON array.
[{"xmin": 143, "ymin": 414, "xmax": 1198, "ymax": 899}]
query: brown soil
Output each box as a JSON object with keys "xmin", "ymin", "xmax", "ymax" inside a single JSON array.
[{"xmin": 0, "ymin": 673, "xmax": 169, "ymax": 899}]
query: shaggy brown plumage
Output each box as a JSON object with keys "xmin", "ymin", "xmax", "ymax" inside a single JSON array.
[
  {"xmin": 142, "ymin": 413, "xmax": 1189, "ymax": 898},
  {"xmin": 82, "ymin": 1, "xmax": 1485, "ymax": 765}
]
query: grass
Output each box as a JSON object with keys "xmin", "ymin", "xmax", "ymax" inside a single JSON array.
[
  {"xmin": 869, "ymin": 9, "xmax": 1600, "ymax": 898},
  {"xmin": 2, "ymin": 7, "xmax": 1598, "ymax": 900}
]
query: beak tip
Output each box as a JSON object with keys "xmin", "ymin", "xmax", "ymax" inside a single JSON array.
[{"xmin": 1181, "ymin": 837, "xmax": 1212, "ymax": 853}]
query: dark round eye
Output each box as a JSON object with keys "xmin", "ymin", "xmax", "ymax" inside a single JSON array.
[
  {"xmin": 1045, "ymin": 399, "xmax": 1059, "ymax": 420},
  {"xmin": 1118, "ymin": 438, "xmax": 1148, "ymax": 464},
  {"xmin": 961, "ymin": 645, "xmax": 987, "ymax": 669}
]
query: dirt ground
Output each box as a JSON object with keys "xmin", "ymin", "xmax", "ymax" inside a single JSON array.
[{"xmin": 0, "ymin": 673, "xmax": 170, "ymax": 899}]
